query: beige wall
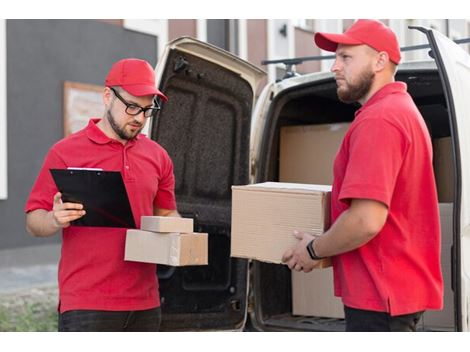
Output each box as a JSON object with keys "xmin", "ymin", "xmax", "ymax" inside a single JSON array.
[
  {"xmin": 169, "ymin": 19, "xmax": 197, "ymax": 41},
  {"xmin": 294, "ymin": 27, "xmax": 321, "ymax": 74},
  {"xmin": 96, "ymin": 19, "xmax": 123, "ymax": 27},
  {"xmin": 247, "ymin": 19, "xmax": 268, "ymax": 96}
]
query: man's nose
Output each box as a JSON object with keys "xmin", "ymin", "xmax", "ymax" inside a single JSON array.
[
  {"xmin": 331, "ymin": 59, "xmax": 340, "ymax": 73},
  {"xmin": 134, "ymin": 111, "xmax": 147, "ymax": 123}
]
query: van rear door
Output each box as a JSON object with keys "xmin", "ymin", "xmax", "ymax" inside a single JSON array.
[
  {"xmin": 148, "ymin": 37, "xmax": 266, "ymax": 331},
  {"xmin": 417, "ymin": 27, "xmax": 470, "ymax": 331}
]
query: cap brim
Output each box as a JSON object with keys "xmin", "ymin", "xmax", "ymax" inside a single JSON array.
[
  {"xmin": 121, "ymin": 84, "xmax": 168, "ymax": 102},
  {"xmin": 314, "ymin": 32, "xmax": 363, "ymax": 52}
]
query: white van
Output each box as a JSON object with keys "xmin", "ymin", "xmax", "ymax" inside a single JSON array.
[{"xmin": 147, "ymin": 26, "xmax": 470, "ymax": 331}]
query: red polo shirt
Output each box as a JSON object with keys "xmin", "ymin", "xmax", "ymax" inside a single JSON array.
[
  {"xmin": 331, "ymin": 82, "xmax": 443, "ymax": 316},
  {"xmin": 25, "ymin": 119, "xmax": 176, "ymax": 313}
]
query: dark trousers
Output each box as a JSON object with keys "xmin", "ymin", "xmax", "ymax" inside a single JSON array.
[
  {"xmin": 344, "ymin": 306, "xmax": 423, "ymax": 332},
  {"xmin": 58, "ymin": 307, "xmax": 162, "ymax": 332}
]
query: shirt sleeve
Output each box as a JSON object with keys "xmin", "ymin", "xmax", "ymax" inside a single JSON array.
[
  {"xmin": 338, "ymin": 118, "xmax": 410, "ymax": 207},
  {"xmin": 154, "ymin": 151, "xmax": 177, "ymax": 210},
  {"xmin": 24, "ymin": 148, "xmax": 67, "ymax": 213}
]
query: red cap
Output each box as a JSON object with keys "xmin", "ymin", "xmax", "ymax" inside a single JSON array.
[
  {"xmin": 105, "ymin": 58, "xmax": 168, "ymax": 101},
  {"xmin": 314, "ymin": 19, "xmax": 401, "ymax": 64}
]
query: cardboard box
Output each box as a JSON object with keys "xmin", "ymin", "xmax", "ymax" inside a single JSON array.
[
  {"xmin": 141, "ymin": 216, "xmax": 194, "ymax": 233},
  {"xmin": 422, "ymin": 203, "xmax": 454, "ymax": 329},
  {"xmin": 292, "ymin": 268, "xmax": 344, "ymax": 318},
  {"xmin": 125, "ymin": 230, "xmax": 208, "ymax": 266},
  {"xmin": 231, "ymin": 182, "xmax": 331, "ymax": 266},
  {"xmin": 280, "ymin": 124, "xmax": 348, "ymax": 318},
  {"xmin": 433, "ymin": 137, "xmax": 454, "ymax": 202},
  {"xmin": 280, "ymin": 123, "xmax": 350, "ymax": 185}
]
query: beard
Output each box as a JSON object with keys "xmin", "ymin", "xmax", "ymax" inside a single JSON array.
[
  {"xmin": 106, "ymin": 110, "xmax": 144, "ymax": 141},
  {"xmin": 336, "ymin": 68, "xmax": 375, "ymax": 104}
]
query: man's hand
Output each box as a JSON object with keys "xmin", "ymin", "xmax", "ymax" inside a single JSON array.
[
  {"xmin": 51, "ymin": 192, "xmax": 86, "ymax": 229},
  {"xmin": 282, "ymin": 230, "xmax": 322, "ymax": 273}
]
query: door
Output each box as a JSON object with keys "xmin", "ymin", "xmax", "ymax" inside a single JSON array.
[
  {"xmin": 149, "ymin": 37, "xmax": 266, "ymax": 331},
  {"xmin": 416, "ymin": 26, "xmax": 470, "ymax": 331}
]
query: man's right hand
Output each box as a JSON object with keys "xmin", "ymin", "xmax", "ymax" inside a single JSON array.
[{"xmin": 51, "ymin": 192, "xmax": 86, "ymax": 229}]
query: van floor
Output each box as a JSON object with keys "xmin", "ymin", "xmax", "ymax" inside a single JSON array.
[
  {"xmin": 258, "ymin": 314, "xmax": 455, "ymax": 332},
  {"xmin": 260, "ymin": 314, "xmax": 346, "ymax": 332}
]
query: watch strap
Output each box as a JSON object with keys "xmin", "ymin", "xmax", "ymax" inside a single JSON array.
[{"xmin": 306, "ymin": 238, "xmax": 323, "ymax": 260}]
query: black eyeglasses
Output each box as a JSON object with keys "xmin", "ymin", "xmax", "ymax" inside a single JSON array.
[{"xmin": 110, "ymin": 87, "xmax": 161, "ymax": 118}]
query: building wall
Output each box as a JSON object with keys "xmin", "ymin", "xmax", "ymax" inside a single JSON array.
[
  {"xmin": 0, "ymin": 19, "xmax": 158, "ymax": 251},
  {"xmin": 247, "ymin": 19, "xmax": 268, "ymax": 96},
  {"xmin": 168, "ymin": 19, "xmax": 197, "ymax": 41},
  {"xmin": 294, "ymin": 27, "xmax": 321, "ymax": 75}
]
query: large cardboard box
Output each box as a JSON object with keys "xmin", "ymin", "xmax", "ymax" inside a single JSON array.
[
  {"xmin": 280, "ymin": 123, "xmax": 350, "ymax": 185},
  {"xmin": 280, "ymin": 124, "xmax": 348, "ymax": 318},
  {"xmin": 292, "ymin": 268, "xmax": 344, "ymax": 318},
  {"xmin": 433, "ymin": 137, "xmax": 454, "ymax": 202},
  {"xmin": 231, "ymin": 182, "xmax": 331, "ymax": 267},
  {"xmin": 125, "ymin": 230, "xmax": 208, "ymax": 266},
  {"xmin": 141, "ymin": 216, "xmax": 194, "ymax": 233},
  {"xmin": 422, "ymin": 203, "xmax": 454, "ymax": 329}
]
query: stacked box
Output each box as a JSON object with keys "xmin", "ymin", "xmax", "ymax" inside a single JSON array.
[
  {"xmin": 125, "ymin": 216, "xmax": 208, "ymax": 266},
  {"xmin": 279, "ymin": 124, "xmax": 349, "ymax": 318}
]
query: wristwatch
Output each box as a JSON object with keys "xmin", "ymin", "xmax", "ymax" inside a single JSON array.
[{"xmin": 306, "ymin": 238, "xmax": 323, "ymax": 260}]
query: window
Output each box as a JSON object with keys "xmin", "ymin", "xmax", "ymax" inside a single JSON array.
[
  {"xmin": 0, "ymin": 19, "xmax": 6, "ymax": 199},
  {"xmin": 267, "ymin": 20, "xmax": 295, "ymax": 82},
  {"xmin": 293, "ymin": 19, "xmax": 315, "ymax": 32}
]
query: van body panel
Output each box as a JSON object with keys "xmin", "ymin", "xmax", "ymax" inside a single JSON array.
[{"xmin": 422, "ymin": 27, "xmax": 470, "ymax": 331}]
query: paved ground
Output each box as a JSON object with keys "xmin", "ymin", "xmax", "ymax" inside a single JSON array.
[{"xmin": 0, "ymin": 264, "xmax": 57, "ymax": 294}]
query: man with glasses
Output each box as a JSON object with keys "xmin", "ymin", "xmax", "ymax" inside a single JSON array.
[{"xmin": 25, "ymin": 58, "xmax": 178, "ymax": 331}]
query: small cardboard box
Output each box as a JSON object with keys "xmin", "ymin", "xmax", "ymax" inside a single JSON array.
[
  {"xmin": 125, "ymin": 230, "xmax": 208, "ymax": 266},
  {"xmin": 141, "ymin": 216, "xmax": 194, "ymax": 233},
  {"xmin": 231, "ymin": 182, "xmax": 331, "ymax": 267}
]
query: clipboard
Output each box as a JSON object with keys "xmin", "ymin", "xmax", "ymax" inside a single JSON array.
[{"xmin": 49, "ymin": 168, "xmax": 136, "ymax": 228}]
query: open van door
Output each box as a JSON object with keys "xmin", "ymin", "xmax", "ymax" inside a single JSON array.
[
  {"xmin": 148, "ymin": 37, "xmax": 266, "ymax": 331},
  {"xmin": 415, "ymin": 27, "xmax": 470, "ymax": 331}
]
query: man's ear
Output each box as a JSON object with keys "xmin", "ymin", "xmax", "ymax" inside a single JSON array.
[
  {"xmin": 375, "ymin": 51, "xmax": 389, "ymax": 72},
  {"xmin": 103, "ymin": 87, "xmax": 112, "ymax": 106}
]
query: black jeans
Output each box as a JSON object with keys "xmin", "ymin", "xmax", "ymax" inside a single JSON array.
[
  {"xmin": 344, "ymin": 306, "xmax": 423, "ymax": 332},
  {"xmin": 58, "ymin": 307, "xmax": 162, "ymax": 332}
]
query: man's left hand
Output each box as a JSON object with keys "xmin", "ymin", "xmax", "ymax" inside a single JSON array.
[{"xmin": 282, "ymin": 230, "xmax": 321, "ymax": 273}]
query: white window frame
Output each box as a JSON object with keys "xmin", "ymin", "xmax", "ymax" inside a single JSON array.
[
  {"xmin": 123, "ymin": 20, "xmax": 168, "ymax": 62},
  {"xmin": 388, "ymin": 19, "xmax": 406, "ymax": 48},
  {"xmin": 0, "ymin": 20, "xmax": 7, "ymax": 200},
  {"xmin": 293, "ymin": 19, "xmax": 315, "ymax": 32},
  {"xmin": 267, "ymin": 19, "xmax": 295, "ymax": 83},
  {"xmin": 238, "ymin": 19, "xmax": 248, "ymax": 61},
  {"xmin": 196, "ymin": 19, "xmax": 207, "ymax": 42}
]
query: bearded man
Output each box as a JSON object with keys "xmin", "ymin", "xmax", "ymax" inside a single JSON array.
[
  {"xmin": 25, "ymin": 58, "xmax": 179, "ymax": 331},
  {"xmin": 282, "ymin": 20, "xmax": 443, "ymax": 332}
]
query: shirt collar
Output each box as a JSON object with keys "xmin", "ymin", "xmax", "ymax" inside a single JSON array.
[
  {"xmin": 85, "ymin": 118, "xmax": 143, "ymax": 145},
  {"xmin": 355, "ymin": 81, "xmax": 407, "ymax": 117}
]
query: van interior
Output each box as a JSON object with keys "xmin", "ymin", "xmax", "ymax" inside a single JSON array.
[
  {"xmin": 251, "ymin": 67, "xmax": 455, "ymax": 332},
  {"xmin": 150, "ymin": 47, "xmax": 455, "ymax": 331}
]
